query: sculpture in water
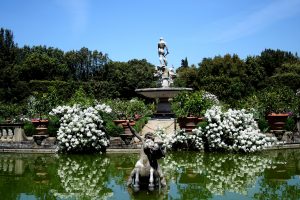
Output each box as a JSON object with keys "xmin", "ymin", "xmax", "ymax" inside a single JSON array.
[
  {"xmin": 155, "ymin": 37, "xmax": 176, "ymax": 88},
  {"xmin": 126, "ymin": 121, "xmax": 166, "ymax": 191}
]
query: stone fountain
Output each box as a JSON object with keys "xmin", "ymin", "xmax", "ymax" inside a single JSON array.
[{"xmin": 135, "ymin": 37, "xmax": 192, "ymax": 118}]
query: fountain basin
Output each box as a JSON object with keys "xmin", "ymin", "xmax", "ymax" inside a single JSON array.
[
  {"xmin": 135, "ymin": 87, "xmax": 192, "ymax": 99},
  {"xmin": 136, "ymin": 87, "xmax": 192, "ymax": 117}
]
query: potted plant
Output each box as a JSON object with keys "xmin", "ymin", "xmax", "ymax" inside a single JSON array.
[
  {"xmin": 172, "ymin": 90, "xmax": 219, "ymax": 132},
  {"xmin": 105, "ymin": 98, "xmax": 151, "ymax": 144},
  {"xmin": 257, "ymin": 87, "xmax": 298, "ymax": 139}
]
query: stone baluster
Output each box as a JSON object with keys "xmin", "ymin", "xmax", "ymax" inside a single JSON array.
[
  {"xmin": 2, "ymin": 129, "xmax": 7, "ymax": 141},
  {"xmin": 8, "ymin": 128, "xmax": 14, "ymax": 140}
]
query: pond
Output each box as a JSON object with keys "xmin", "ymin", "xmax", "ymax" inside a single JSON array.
[{"xmin": 0, "ymin": 149, "xmax": 300, "ymax": 200}]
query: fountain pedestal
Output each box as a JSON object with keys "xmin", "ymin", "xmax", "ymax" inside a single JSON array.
[{"xmin": 136, "ymin": 87, "xmax": 192, "ymax": 117}]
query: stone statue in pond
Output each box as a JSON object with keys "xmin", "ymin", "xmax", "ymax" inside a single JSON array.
[{"xmin": 126, "ymin": 121, "xmax": 167, "ymax": 192}]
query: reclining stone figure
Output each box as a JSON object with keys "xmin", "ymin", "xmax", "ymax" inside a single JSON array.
[{"xmin": 126, "ymin": 121, "xmax": 166, "ymax": 191}]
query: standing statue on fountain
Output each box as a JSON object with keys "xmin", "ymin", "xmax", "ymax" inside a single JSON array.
[
  {"xmin": 158, "ymin": 37, "xmax": 169, "ymax": 67},
  {"xmin": 156, "ymin": 37, "xmax": 175, "ymax": 88}
]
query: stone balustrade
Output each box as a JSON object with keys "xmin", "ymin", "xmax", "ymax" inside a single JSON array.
[{"xmin": 0, "ymin": 123, "xmax": 27, "ymax": 142}]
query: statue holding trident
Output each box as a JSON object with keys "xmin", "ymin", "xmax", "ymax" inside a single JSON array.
[{"xmin": 155, "ymin": 37, "xmax": 175, "ymax": 88}]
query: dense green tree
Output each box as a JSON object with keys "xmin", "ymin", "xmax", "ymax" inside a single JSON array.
[
  {"xmin": 196, "ymin": 54, "xmax": 249, "ymax": 105},
  {"xmin": 103, "ymin": 59, "xmax": 155, "ymax": 98},
  {"xmin": 0, "ymin": 28, "xmax": 18, "ymax": 102},
  {"xmin": 0, "ymin": 28, "xmax": 16, "ymax": 67},
  {"xmin": 244, "ymin": 56, "xmax": 266, "ymax": 90},
  {"xmin": 198, "ymin": 54, "xmax": 245, "ymax": 78},
  {"xmin": 174, "ymin": 65, "xmax": 198, "ymax": 88},
  {"xmin": 259, "ymin": 49, "xmax": 299, "ymax": 77},
  {"xmin": 64, "ymin": 47, "xmax": 108, "ymax": 81},
  {"xmin": 16, "ymin": 51, "xmax": 69, "ymax": 81}
]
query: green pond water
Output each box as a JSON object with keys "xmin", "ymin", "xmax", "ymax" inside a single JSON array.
[{"xmin": 0, "ymin": 149, "xmax": 300, "ymax": 200}]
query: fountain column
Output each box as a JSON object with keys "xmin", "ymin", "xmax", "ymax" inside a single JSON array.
[{"xmin": 135, "ymin": 37, "xmax": 192, "ymax": 118}]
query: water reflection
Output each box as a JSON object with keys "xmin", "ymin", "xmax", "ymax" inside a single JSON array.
[
  {"xmin": 254, "ymin": 150, "xmax": 300, "ymax": 199},
  {"xmin": 162, "ymin": 152, "xmax": 275, "ymax": 197},
  {"xmin": 52, "ymin": 155, "xmax": 112, "ymax": 199},
  {"xmin": 0, "ymin": 150, "xmax": 299, "ymax": 199},
  {"xmin": 161, "ymin": 150, "xmax": 300, "ymax": 199}
]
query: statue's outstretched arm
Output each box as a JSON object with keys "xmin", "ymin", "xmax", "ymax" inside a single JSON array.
[{"xmin": 127, "ymin": 121, "xmax": 143, "ymax": 141}]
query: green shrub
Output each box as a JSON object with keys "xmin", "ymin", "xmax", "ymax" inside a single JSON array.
[
  {"xmin": 284, "ymin": 116, "xmax": 296, "ymax": 132},
  {"xmin": 257, "ymin": 117, "xmax": 269, "ymax": 133},
  {"xmin": 265, "ymin": 73, "xmax": 300, "ymax": 91},
  {"xmin": 68, "ymin": 86, "xmax": 95, "ymax": 106},
  {"xmin": 47, "ymin": 116, "xmax": 60, "ymax": 137},
  {"xmin": 104, "ymin": 98, "xmax": 152, "ymax": 120},
  {"xmin": 133, "ymin": 116, "xmax": 150, "ymax": 133},
  {"xmin": 172, "ymin": 90, "xmax": 218, "ymax": 117},
  {"xmin": 0, "ymin": 103, "xmax": 24, "ymax": 119},
  {"xmin": 23, "ymin": 122, "xmax": 36, "ymax": 136},
  {"xmin": 105, "ymin": 120, "xmax": 124, "ymax": 137},
  {"xmin": 258, "ymin": 86, "xmax": 298, "ymax": 114},
  {"xmin": 198, "ymin": 121, "xmax": 208, "ymax": 129},
  {"xmin": 101, "ymin": 112, "xmax": 124, "ymax": 137}
]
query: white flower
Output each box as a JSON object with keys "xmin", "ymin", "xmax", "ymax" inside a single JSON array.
[{"xmin": 50, "ymin": 104, "xmax": 110, "ymax": 152}]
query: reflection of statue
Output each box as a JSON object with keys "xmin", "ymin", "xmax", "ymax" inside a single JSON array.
[{"xmin": 158, "ymin": 37, "xmax": 168, "ymax": 67}]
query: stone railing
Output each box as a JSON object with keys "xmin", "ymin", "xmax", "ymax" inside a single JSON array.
[{"xmin": 0, "ymin": 123, "xmax": 27, "ymax": 142}]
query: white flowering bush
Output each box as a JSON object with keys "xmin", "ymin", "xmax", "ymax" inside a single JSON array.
[
  {"xmin": 167, "ymin": 106, "xmax": 277, "ymax": 152},
  {"xmin": 50, "ymin": 104, "xmax": 112, "ymax": 153},
  {"xmin": 155, "ymin": 129, "xmax": 204, "ymax": 151},
  {"xmin": 202, "ymin": 106, "xmax": 276, "ymax": 152},
  {"xmin": 203, "ymin": 91, "xmax": 219, "ymax": 105}
]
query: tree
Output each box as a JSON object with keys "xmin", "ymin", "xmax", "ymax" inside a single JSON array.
[
  {"xmin": 0, "ymin": 28, "xmax": 16, "ymax": 67},
  {"xmin": 259, "ymin": 49, "xmax": 299, "ymax": 77},
  {"xmin": 174, "ymin": 65, "xmax": 198, "ymax": 88},
  {"xmin": 196, "ymin": 54, "xmax": 249, "ymax": 105},
  {"xmin": 0, "ymin": 28, "xmax": 18, "ymax": 102},
  {"xmin": 17, "ymin": 51, "xmax": 69, "ymax": 81},
  {"xmin": 181, "ymin": 57, "xmax": 189, "ymax": 68},
  {"xmin": 244, "ymin": 56, "xmax": 266, "ymax": 90},
  {"xmin": 65, "ymin": 47, "xmax": 108, "ymax": 81},
  {"xmin": 102, "ymin": 59, "xmax": 155, "ymax": 98}
]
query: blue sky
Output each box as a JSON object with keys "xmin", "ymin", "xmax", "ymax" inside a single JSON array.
[{"xmin": 1, "ymin": 0, "xmax": 300, "ymax": 67}]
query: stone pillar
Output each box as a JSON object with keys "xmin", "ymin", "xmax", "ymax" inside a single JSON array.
[{"xmin": 13, "ymin": 127, "xmax": 27, "ymax": 142}]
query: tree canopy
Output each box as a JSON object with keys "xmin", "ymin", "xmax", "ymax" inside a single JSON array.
[{"xmin": 1, "ymin": 27, "xmax": 300, "ymax": 110}]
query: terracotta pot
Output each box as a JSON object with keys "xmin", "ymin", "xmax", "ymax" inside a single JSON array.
[
  {"xmin": 177, "ymin": 117, "xmax": 203, "ymax": 132},
  {"xmin": 113, "ymin": 120, "xmax": 136, "ymax": 135},
  {"xmin": 267, "ymin": 113, "xmax": 289, "ymax": 130},
  {"xmin": 31, "ymin": 119, "xmax": 49, "ymax": 135}
]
